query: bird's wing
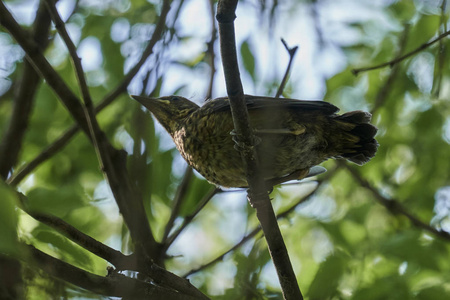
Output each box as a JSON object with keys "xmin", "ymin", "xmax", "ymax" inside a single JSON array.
[{"xmin": 208, "ymin": 95, "xmax": 339, "ymax": 115}]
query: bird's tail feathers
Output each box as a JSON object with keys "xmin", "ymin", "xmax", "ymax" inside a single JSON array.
[{"xmin": 332, "ymin": 111, "xmax": 378, "ymax": 165}]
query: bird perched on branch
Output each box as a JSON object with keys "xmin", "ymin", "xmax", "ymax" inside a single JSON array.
[{"xmin": 132, "ymin": 95, "xmax": 378, "ymax": 188}]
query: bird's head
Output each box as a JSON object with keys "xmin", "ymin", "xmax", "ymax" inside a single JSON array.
[{"xmin": 131, "ymin": 95, "xmax": 200, "ymax": 134}]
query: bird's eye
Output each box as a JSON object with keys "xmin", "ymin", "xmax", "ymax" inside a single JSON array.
[{"xmin": 171, "ymin": 96, "xmax": 180, "ymax": 101}]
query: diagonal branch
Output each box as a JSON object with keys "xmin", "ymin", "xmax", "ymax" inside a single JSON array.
[
  {"xmin": 6, "ymin": 0, "xmax": 172, "ymax": 186},
  {"xmin": 164, "ymin": 186, "xmax": 219, "ymax": 250},
  {"xmin": 216, "ymin": 1, "xmax": 303, "ymax": 298},
  {"xmin": 352, "ymin": 28, "xmax": 450, "ymax": 75},
  {"xmin": 0, "ymin": 1, "xmax": 90, "ymax": 135},
  {"xmin": 0, "ymin": 1, "xmax": 52, "ymax": 179},
  {"xmin": 7, "ymin": 125, "xmax": 79, "ymax": 186},
  {"xmin": 16, "ymin": 192, "xmax": 207, "ymax": 299},
  {"xmin": 275, "ymin": 38, "xmax": 298, "ymax": 98},
  {"xmin": 42, "ymin": 0, "xmax": 163, "ymax": 261},
  {"xmin": 343, "ymin": 164, "xmax": 450, "ymax": 242},
  {"xmin": 206, "ymin": 0, "xmax": 218, "ymax": 100},
  {"xmin": 25, "ymin": 245, "xmax": 201, "ymax": 300},
  {"xmin": 162, "ymin": 167, "xmax": 193, "ymax": 244}
]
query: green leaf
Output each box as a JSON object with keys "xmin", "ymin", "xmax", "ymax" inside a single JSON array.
[
  {"xmin": 405, "ymin": 14, "xmax": 440, "ymax": 54},
  {"xmin": 26, "ymin": 186, "xmax": 86, "ymax": 217},
  {"xmin": 32, "ymin": 228, "xmax": 92, "ymax": 270},
  {"xmin": 417, "ymin": 286, "xmax": 450, "ymax": 300},
  {"xmin": 240, "ymin": 40, "xmax": 256, "ymax": 80},
  {"xmin": 307, "ymin": 253, "xmax": 347, "ymax": 300},
  {"xmin": 353, "ymin": 276, "xmax": 411, "ymax": 300}
]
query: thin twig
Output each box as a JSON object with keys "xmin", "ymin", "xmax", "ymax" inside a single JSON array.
[
  {"xmin": 216, "ymin": 1, "xmax": 303, "ymax": 298},
  {"xmin": 43, "ymin": 0, "xmax": 160, "ymax": 261},
  {"xmin": 162, "ymin": 167, "xmax": 194, "ymax": 243},
  {"xmin": 25, "ymin": 245, "xmax": 201, "ymax": 300},
  {"xmin": 275, "ymin": 39, "xmax": 298, "ymax": 98},
  {"xmin": 7, "ymin": 120, "xmax": 77, "ymax": 186},
  {"xmin": 29, "ymin": 211, "xmax": 128, "ymax": 267},
  {"xmin": 164, "ymin": 187, "xmax": 219, "ymax": 250},
  {"xmin": 44, "ymin": 0, "xmax": 100, "ymax": 162},
  {"xmin": 206, "ymin": 0, "xmax": 218, "ymax": 99},
  {"xmin": 0, "ymin": 1, "xmax": 91, "ymax": 135},
  {"xmin": 352, "ymin": 28, "xmax": 450, "ymax": 75},
  {"xmin": 7, "ymin": 0, "xmax": 172, "ymax": 186},
  {"xmin": 183, "ymin": 226, "xmax": 262, "ymax": 278},
  {"xmin": 343, "ymin": 164, "xmax": 450, "ymax": 242},
  {"xmin": 16, "ymin": 193, "xmax": 207, "ymax": 299},
  {"xmin": 0, "ymin": 1, "xmax": 52, "ymax": 179}
]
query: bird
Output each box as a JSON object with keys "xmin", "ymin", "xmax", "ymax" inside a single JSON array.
[{"xmin": 131, "ymin": 95, "xmax": 378, "ymax": 188}]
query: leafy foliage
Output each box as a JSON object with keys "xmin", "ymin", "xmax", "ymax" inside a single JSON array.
[{"xmin": 1, "ymin": 0, "xmax": 450, "ymax": 299}]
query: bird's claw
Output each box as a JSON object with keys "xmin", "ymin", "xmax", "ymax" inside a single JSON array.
[{"xmin": 230, "ymin": 130, "xmax": 262, "ymax": 152}]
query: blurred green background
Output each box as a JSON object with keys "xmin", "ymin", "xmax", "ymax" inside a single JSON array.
[{"xmin": 1, "ymin": 0, "xmax": 450, "ymax": 299}]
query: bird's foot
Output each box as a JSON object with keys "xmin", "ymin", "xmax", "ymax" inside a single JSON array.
[{"xmin": 230, "ymin": 130, "xmax": 262, "ymax": 152}]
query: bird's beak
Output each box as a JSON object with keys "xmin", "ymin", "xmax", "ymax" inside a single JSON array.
[
  {"xmin": 131, "ymin": 95, "xmax": 156, "ymax": 105},
  {"xmin": 131, "ymin": 95, "xmax": 167, "ymax": 111}
]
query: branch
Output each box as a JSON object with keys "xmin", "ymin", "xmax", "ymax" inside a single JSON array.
[
  {"xmin": 0, "ymin": 1, "xmax": 52, "ymax": 179},
  {"xmin": 344, "ymin": 164, "xmax": 450, "ymax": 242},
  {"xmin": 0, "ymin": 1, "xmax": 90, "ymax": 135},
  {"xmin": 25, "ymin": 245, "xmax": 201, "ymax": 300},
  {"xmin": 275, "ymin": 39, "xmax": 298, "ymax": 98},
  {"xmin": 162, "ymin": 167, "xmax": 193, "ymax": 243},
  {"xmin": 216, "ymin": 1, "xmax": 303, "ymax": 298},
  {"xmin": 164, "ymin": 187, "xmax": 219, "ymax": 250},
  {"xmin": 206, "ymin": 0, "xmax": 218, "ymax": 99},
  {"xmin": 102, "ymin": 0, "xmax": 171, "ymax": 102},
  {"xmin": 44, "ymin": 0, "xmax": 163, "ymax": 261},
  {"xmin": 17, "ymin": 194, "xmax": 207, "ymax": 299},
  {"xmin": 352, "ymin": 28, "xmax": 450, "ymax": 75},
  {"xmin": 7, "ymin": 126, "xmax": 79, "ymax": 186},
  {"xmin": 27, "ymin": 211, "xmax": 127, "ymax": 267},
  {"xmin": 6, "ymin": 0, "xmax": 171, "ymax": 186}
]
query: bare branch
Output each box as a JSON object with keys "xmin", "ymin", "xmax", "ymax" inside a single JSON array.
[
  {"xmin": 42, "ymin": 0, "xmax": 160, "ymax": 260},
  {"xmin": 7, "ymin": 126, "xmax": 79, "ymax": 186},
  {"xmin": 0, "ymin": 1, "xmax": 90, "ymax": 135},
  {"xmin": 17, "ymin": 193, "xmax": 207, "ymax": 299},
  {"xmin": 0, "ymin": 2, "xmax": 52, "ymax": 179},
  {"xmin": 162, "ymin": 167, "xmax": 193, "ymax": 243},
  {"xmin": 7, "ymin": 0, "xmax": 172, "ymax": 186},
  {"xmin": 164, "ymin": 187, "xmax": 219, "ymax": 250},
  {"xmin": 275, "ymin": 39, "xmax": 298, "ymax": 98},
  {"xmin": 352, "ymin": 28, "xmax": 450, "ymax": 75},
  {"xmin": 206, "ymin": 0, "xmax": 218, "ymax": 99},
  {"xmin": 25, "ymin": 245, "xmax": 201, "ymax": 300},
  {"xmin": 344, "ymin": 164, "xmax": 450, "ymax": 242},
  {"xmin": 216, "ymin": 1, "xmax": 303, "ymax": 298}
]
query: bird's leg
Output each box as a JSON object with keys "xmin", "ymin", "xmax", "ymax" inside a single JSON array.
[{"xmin": 230, "ymin": 129, "xmax": 262, "ymax": 152}]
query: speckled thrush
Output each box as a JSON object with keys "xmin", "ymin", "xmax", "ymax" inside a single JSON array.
[{"xmin": 131, "ymin": 95, "xmax": 378, "ymax": 188}]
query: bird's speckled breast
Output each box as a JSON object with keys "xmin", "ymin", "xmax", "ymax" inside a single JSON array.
[
  {"xmin": 172, "ymin": 111, "xmax": 329, "ymax": 187},
  {"xmin": 173, "ymin": 113, "xmax": 247, "ymax": 187}
]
